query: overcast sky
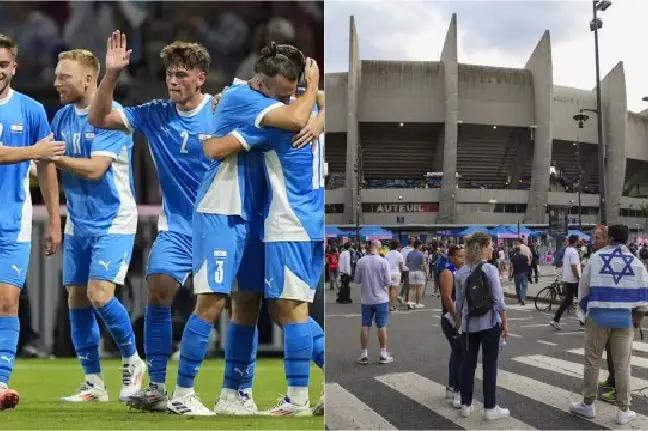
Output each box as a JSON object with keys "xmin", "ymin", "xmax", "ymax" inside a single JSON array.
[{"xmin": 325, "ymin": 0, "xmax": 647, "ymax": 113}]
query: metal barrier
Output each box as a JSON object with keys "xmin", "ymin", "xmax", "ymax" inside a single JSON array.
[{"xmin": 29, "ymin": 206, "xmax": 324, "ymax": 355}]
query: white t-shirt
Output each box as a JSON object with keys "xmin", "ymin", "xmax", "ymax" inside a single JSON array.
[
  {"xmin": 401, "ymin": 246, "xmax": 414, "ymax": 271},
  {"xmin": 385, "ymin": 250, "xmax": 404, "ymax": 274},
  {"xmin": 562, "ymin": 246, "xmax": 581, "ymax": 283},
  {"xmin": 498, "ymin": 250, "xmax": 506, "ymax": 261}
]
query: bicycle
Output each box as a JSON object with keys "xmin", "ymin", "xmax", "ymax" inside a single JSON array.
[{"xmin": 535, "ymin": 275, "xmax": 565, "ymax": 311}]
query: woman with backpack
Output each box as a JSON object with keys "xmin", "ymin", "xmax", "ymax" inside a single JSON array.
[
  {"xmin": 439, "ymin": 245, "xmax": 465, "ymax": 409},
  {"xmin": 454, "ymin": 232, "xmax": 510, "ymax": 420}
]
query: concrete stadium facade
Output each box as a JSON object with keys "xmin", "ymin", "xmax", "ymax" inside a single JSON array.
[{"xmin": 325, "ymin": 15, "xmax": 648, "ymax": 230}]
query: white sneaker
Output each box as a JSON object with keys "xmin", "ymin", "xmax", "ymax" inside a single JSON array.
[
  {"xmin": 397, "ymin": 296, "xmax": 404, "ymax": 304},
  {"xmin": 119, "ymin": 357, "xmax": 147, "ymax": 401},
  {"xmin": 61, "ymin": 381, "xmax": 108, "ymax": 402},
  {"xmin": 461, "ymin": 404, "xmax": 473, "ymax": 418},
  {"xmin": 617, "ymin": 409, "xmax": 637, "ymax": 425},
  {"xmin": 407, "ymin": 302, "xmax": 415, "ymax": 310},
  {"xmin": 484, "ymin": 405, "xmax": 510, "ymax": 420},
  {"xmin": 414, "ymin": 303, "xmax": 425, "ymax": 309},
  {"xmin": 452, "ymin": 392, "xmax": 461, "ymax": 409},
  {"xmin": 214, "ymin": 390, "xmax": 258, "ymax": 415},
  {"xmin": 444, "ymin": 387, "xmax": 453, "ymax": 400},
  {"xmin": 569, "ymin": 401, "xmax": 596, "ymax": 418},
  {"xmin": 260, "ymin": 395, "xmax": 311, "ymax": 416},
  {"xmin": 168, "ymin": 389, "xmax": 215, "ymax": 416},
  {"xmin": 379, "ymin": 353, "xmax": 394, "ymax": 364},
  {"xmin": 550, "ymin": 321, "xmax": 562, "ymax": 331}
]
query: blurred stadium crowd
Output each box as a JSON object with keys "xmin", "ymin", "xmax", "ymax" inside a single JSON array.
[{"xmin": 1, "ymin": 0, "xmax": 323, "ymax": 205}]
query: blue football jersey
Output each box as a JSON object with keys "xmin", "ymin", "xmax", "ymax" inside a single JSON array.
[
  {"xmin": 234, "ymin": 102, "xmax": 324, "ymax": 242},
  {"xmin": 0, "ymin": 89, "xmax": 52, "ymax": 243},
  {"xmin": 52, "ymin": 103, "xmax": 136, "ymax": 236},
  {"xmin": 195, "ymin": 84, "xmax": 282, "ymax": 221},
  {"xmin": 117, "ymin": 95, "xmax": 215, "ymax": 236}
]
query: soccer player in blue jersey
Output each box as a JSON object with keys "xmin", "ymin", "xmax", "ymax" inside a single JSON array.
[
  {"xmin": 0, "ymin": 33, "xmax": 64, "ymax": 410},
  {"xmin": 199, "ymin": 45, "xmax": 325, "ymax": 416},
  {"xmin": 88, "ymin": 31, "xmax": 217, "ymax": 413},
  {"xmin": 49, "ymin": 49, "xmax": 145, "ymax": 402},
  {"xmin": 160, "ymin": 44, "xmax": 321, "ymax": 416}
]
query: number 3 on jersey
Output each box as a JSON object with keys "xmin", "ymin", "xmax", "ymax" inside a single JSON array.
[{"xmin": 180, "ymin": 130, "xmax": 189, "ymax": 154}]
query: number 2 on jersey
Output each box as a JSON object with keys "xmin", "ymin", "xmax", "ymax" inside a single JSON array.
[{"xmin": 180, "ymin": 130, "xmax": 190, "ymax": 154}]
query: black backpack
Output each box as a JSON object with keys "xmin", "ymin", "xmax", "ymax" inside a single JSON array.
[{"xmin": 465, "ymin": 262, "xmax": 494, "ymax": 317}]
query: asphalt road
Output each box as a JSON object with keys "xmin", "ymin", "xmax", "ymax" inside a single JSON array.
[{"xmin": 325, "ymin": 279, "xmax": 648, "ymax": 430}]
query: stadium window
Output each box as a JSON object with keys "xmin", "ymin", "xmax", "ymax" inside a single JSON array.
[{"xmin": 325, "ymin": 204, "xmax": 344, "ymax": 214}]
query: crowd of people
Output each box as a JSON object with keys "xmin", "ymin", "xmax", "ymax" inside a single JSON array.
[{"xmin": 329, "ymin": 222, "xmax": 648, "ymax": 425}]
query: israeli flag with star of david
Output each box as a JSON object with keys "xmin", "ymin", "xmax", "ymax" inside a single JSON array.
[{"xmin": 579, "ymin": 245, "xmax": 648, "ymax": 315}]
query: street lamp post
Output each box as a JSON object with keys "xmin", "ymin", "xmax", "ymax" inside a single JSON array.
[
  {"xmin": 575, "ymin": 142, "xmax": 582, "ymax": 231},
  {"xmin": 591, "ymin": 0, "xmax": 611, "ymax": 224},
  {"xmin": 355, "ymin": 148, "xmax": 363, "ymax": 246}
]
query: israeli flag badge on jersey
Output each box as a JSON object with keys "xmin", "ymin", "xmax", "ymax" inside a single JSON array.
[
  {"xmin": 85, "ymin": 132, "xmax": 95, "ymax": 140},
  {"xmin": 11, "ymin": 123, "xmax": 24, "ymax": 133}
]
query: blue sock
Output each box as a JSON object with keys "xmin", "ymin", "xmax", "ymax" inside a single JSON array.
[
  {"xmin": 308, "ymin": 317, "xmax": 324, "ymax": 369},
  {"xmin": 177, "ymin": 314, "xmax": 212, "ymax": 389},
  {"xmin": 284, "ymin": 322, "xmax": 313, "ymax": 388},
  {"xmin": 69, "ymin": 307, "xmax": 101, "ymax": 375},
  {"xmin": 222, "ymin": 322, "xmax": 258, "ymax": 391},
  {"xmin": 0, "ymin": 316, "xmax": 19, "ymax": 385},
  {"xmin": 145, "ymin": 304, "xmax": 172, "ymax": 384},
  {"xmin": 94, "ymin": 298, "xmax": 136, "ymax": 358}
]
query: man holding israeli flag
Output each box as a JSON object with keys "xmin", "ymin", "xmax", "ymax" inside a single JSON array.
[{"xmin": 569, "ymin": 224, "xmax": 648, "ymax": 425}]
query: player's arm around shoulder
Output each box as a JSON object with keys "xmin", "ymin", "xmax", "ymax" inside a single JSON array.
[
  {"xmin": 202, "ymin": 132, "xmax": 248, "ymax": 160},
  {"xmin": 260, "ymin": 58, "xmax": 320, "ymax": 131},
  {"xmin": 293, "ymin": 90, "xmax": 325, "ymax": 148}
]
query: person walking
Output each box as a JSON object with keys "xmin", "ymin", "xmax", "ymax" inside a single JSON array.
[
  {"xmin": 354, "ymin": 240, "xmax": 393, "ymax": 365},
  {"xmin": 398, "ymin": 238, "xmax": 414, "ymax": 304},
  {"xmin": 529, "ymin": 243, "xmax": 540, "ymax": 284},
  {"xmin": 405, "ymin": 240, "xmax": 427, "ymax": 309},
  {"xmin": 439, "ymin": 245, "xmax": 465, "ymax": 409},
  {"xmin": 550, "ymin": 235, "xmax": 581, "ymax": 330},
  {"xmin": 510, "ymin": 249, "xmax": 531, "ymax": 305},
  {"xmin": 385, "ymin": 241, "xmax": 404, "ymax": 311},
  {"xmin": 569, "ymin": 225, "xmax": 648, "ymax": 425},
  {"xmin": 327, "ymin": 247, "xmax": 340, "ymax": 291},
  {"xmin": 338, "ymin": 243, "xmax": 352, "ymax": 303},
  {"xmin": 455, "ymin": 232, "xmax": 509, "ymax": 420}
]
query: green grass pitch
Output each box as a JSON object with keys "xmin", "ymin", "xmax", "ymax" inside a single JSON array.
[{"xmin": 2, "ymin": 358, "xmax": 323, "ymax": 430}]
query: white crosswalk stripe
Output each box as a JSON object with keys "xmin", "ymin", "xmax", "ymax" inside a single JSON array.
[
  {"xmin": 537, "ymin": 340, "xmax": 558, "ymax": 346},
  {"xmin": 475, "ymin": 365, "xmax": 648, "ymax": 429},
  {"xmin": 327, "ymin": 334, "xmax": 648, "ymax": 429},
  {"xmin": 514, "ymin": 354, "xmax": 648, "ymax": 392},
  {"xmin": 376, "ymin": 372, "xmax": 534, "ymax": 430},
  {"xmin": 568, "ymin": 348, "xmax": 648, "ymax": 370},
  {"xmin": 325, "ymin": 383, "xmax": 397, "ymax": 430}
]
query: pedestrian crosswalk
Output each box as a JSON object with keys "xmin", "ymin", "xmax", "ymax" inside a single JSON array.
[{"xmin": 326, "ymin": 342, "xmax": 648, "ymax": 430}]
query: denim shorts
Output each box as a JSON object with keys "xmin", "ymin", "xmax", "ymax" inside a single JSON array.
[{"xmin": 361, "ymin": 302, "xmax": 390, "ymax": 328}]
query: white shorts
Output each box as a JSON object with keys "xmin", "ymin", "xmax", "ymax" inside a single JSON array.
[
  {"xmin": 409, "ymin": 271, "xmax": 426, "ymax": 286},
  {"xmin": 390, "ymin": 272, "xmax": 401, "ymax": 286}
]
